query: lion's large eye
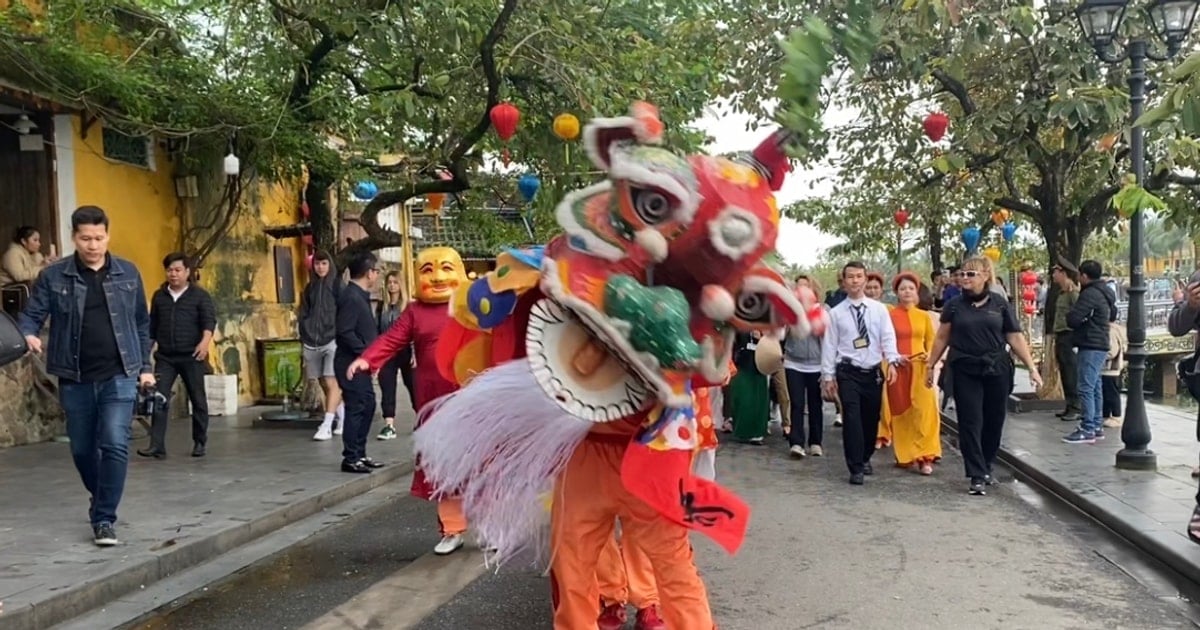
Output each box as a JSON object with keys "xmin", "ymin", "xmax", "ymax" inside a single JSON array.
[
  {"xmin": 632, "ymin": 188, "xmax": 672, "ymax": 225},
  {"xmin": 734, "ymin": 290, "xmax": 773, "ymax": 324}
]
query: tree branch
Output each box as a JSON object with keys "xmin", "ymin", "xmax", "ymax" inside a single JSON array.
[
  {"xmin": 929, "ymin": 68, "xmax": 976, "ymax": 115},
  {"xmin": 337, "ymin": 57, "xmax": 445, "ymax": 100},
  {"xmin": 448, "ymin": 0, "xmax": 520, "ymax": 167},
  {"xmin": 992, "ymin": 196, "xmax": 1041, "ymax": 218}
]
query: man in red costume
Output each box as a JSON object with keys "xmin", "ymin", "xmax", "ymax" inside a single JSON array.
[{"xmin": 347, "ymin": 246, "xmax": 469, "ymax": 556}]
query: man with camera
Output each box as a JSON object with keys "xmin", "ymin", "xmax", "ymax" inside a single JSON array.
[
  {"xmin": 19, "ymin": 206, "xmax": 155, "ymax": 547},
  {"xmin": 137, "ymin": 252, "xmax": 216, "ymax": 459}
]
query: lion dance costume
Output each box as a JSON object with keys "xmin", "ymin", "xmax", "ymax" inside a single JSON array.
[
  {"xmin": 356, "ymin": 246, "xmax": 471, "ymax": 555},
  {"xmin": 414, "ymin": 103, "xmax": 822, "ymax": 628}
]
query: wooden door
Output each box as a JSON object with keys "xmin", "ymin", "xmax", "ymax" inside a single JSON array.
[{"xmin": 0, "ymin": 113, "xmax": 55, "ymax": 249}]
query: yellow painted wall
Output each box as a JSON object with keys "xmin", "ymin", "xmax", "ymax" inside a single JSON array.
[
  {"xmin": 194, "ymin": 178, "xmax": 309, "ymax": 405},
  {"xmin": 70, "ymin": 118, "xmax": 179, "ymax": 279}
]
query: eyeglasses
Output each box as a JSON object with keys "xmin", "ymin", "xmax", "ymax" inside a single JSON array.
[{"xmin": 956, "ymin": 270, "xmax": 983, "ymax": 279}]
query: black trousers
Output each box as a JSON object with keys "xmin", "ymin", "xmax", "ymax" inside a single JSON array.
[
  {"xmin": 378, "ymin": 347, "xmax": 416, "ymax": 418},
  {"xmin": 1102, "ymin": 375, "xmax": 1122, "ymax": 418},
  {"xmin": 836, "ymin": 364, "xmax": 882, "ymax": 474},
  {"xmin": 149, "ymin": 353, "xmax": 209, "ymax": 451},
  {"xmin": 786, "ymin": 369, "xmax": 824, "ymax": 448},
  {"xmin": 336, "ymin": 360, "xmax": 376, "ymax": 465},
  {"xmin": 1055, "ymin": 331, "xmax": 1080, "ymax": 414},
  {"xmin": 952, "ymin": 366, "xmax": 1011, "ymax": 480}
]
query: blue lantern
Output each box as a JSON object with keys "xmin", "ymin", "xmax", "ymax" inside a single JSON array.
[
  {"xmin": 353, "ymin": 180, "xmax": 378, "ymax": 201},
  {"xmin": 961, "ymin": 226, "xmax": 981, "ymax": 253},
  {"xmin": 1001, "ymin": 221, "xmax": 1017, "ymax": 242},
  {"xmin": 517, "ymin": 173, "xmax": 541, "ymax": 203}
]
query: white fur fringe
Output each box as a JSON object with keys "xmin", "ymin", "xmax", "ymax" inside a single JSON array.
[{"xmin": 413, "ymin": 359, "xmax": 593, "ymax": 568}]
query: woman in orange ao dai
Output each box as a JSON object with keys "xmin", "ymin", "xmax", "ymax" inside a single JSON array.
[{"xmin": 881, "ymin": 272, "xmax": 941, "ymax": 475}]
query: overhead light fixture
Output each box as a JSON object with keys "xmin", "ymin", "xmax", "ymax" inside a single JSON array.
[{"xmin": 11, "ymin": 114, "xmax": 36, "ymax": 135}]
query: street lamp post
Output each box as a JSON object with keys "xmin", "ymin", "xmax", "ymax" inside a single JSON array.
[{"xmin": 1068, "ymin": 0, "xmax": 1199, "ymax": 470}]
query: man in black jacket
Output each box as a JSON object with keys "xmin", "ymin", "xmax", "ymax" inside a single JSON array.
[
  {"xmin": 1063, "ymin": 259, "xmax": 1117, "ymax": 445},
  {"xmin": 138, "ymin": 253, "xmax": 217, "ymax": 458},
  {"xmin": 335, "ymin": 252, "xmax": 381, "ymax": 474}
]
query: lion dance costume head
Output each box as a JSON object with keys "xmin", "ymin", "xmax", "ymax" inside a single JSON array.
[{"xmin": 415, "ymin": 102, "xmax": 823, "ymax": 565}]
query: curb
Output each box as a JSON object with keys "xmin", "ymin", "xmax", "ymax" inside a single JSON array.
[
  {"xmin": 940, "ymin": 412, "xmax": 1200, "ymax": 585},
  {"xmin": 8, "ymin": 460, "xmax": 415, "ymax": 630}
]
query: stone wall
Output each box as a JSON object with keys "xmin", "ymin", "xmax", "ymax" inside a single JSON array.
[{"xmin": 0, "ymin": 354, "xmax": 63, "ymax": 447}]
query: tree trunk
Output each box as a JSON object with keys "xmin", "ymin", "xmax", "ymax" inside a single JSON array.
[
  {"xmin": 927, "ymin": 220, "xmax": 943, "ymax": 271},
  {"xmin": 305, "ymin": 172, "xmax": 337, "ymax": 255}
]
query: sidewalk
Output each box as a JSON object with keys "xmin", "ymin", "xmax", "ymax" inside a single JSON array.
[
  {"xmin": 0, "ymin": 406, "xmax": 416, "ymax": 630},
  {"xmin": 942, "ymin": 372, "xmax": 1200, "ymax": 583}
]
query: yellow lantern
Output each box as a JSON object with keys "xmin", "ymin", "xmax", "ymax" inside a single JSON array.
[
  {"xmin": 983, "ymin": 246, "xmax": 1001, "ymax": 263},
  {"xmin": 552, "ymin": 113, "xmax": 580, "ymax": 140}
]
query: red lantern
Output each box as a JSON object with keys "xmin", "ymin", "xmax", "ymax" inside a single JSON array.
[
  {"xmin": 1020, "ymin": 270, "xmax": 1038, "ymax": 287},
  {"xmin": 302, "ymin": 234, "xmax": 313, "ymax": 247},
  {"xmin": 1022, "ymin": 287, "xmax": 1037, "ymax": 302},
  {"xmin": 893, "ymin": 208, "xmax": 909, "ymax": 228},
  {"xmin": 489, "ymin": 102, "xmax": 520, "ymax": 166},
  {"xmin": 923, "ymin": 112, "xmax": 949, "ymax": 142},
  {"xmin": 300, "ymin": 201, "xmax": 310, "ymax": 220},
  {"xmin": 1023, "ymin": 302, "xmax": 1036, "ymax": 315},
  {"xmin": 305, "ymin": 253, "xmax": 314, "ymax": 270}
]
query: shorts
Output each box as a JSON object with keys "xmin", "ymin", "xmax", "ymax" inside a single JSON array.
[{"xmin": 303, "ymin": 341, "xmax": 336, "ymax": 378}]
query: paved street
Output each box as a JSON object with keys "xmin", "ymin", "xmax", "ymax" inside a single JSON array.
[{"xmin": 117, "ymin": 425, "xmax": 1200, "ymax": 630}]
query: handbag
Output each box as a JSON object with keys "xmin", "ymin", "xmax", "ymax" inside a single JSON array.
[{"xmin": 0, "ymin": 312, "xmax": 29, "ymax": 369}]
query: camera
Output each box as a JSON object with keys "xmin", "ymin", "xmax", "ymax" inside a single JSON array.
[{"xmin": 137, "ymin": 386, "xmax": 168, "ymax": 417}]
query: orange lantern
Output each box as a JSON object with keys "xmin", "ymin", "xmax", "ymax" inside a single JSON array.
[
  {"xmin": 990, "ymin": 209, "xmax": 1010, "ymax": 226},
  {"xmin": 427, "ymin": 192, "xmax": 445, "ymax": 212}
]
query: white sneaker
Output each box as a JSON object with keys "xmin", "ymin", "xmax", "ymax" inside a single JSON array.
[
  {"xmin": 789, "ymin": 445, "xmax": 807, "ymax": 459},
  {"xmin": 332, "ymin": 418, "xmax": 344, "ymax": 436},
  {"xmin": 808, "ymin": 444, "xmax": 824, "ymax": 457},
  {"xmin": 833, "ymin": 415, "xmax": 843, "ymax": 427},
  {"xmin": 313, "ymin": 422, "xmax": 333, "ymax": 441},
  {"xmin": 434, "ymin": 534, "xmax": 464, "ymax": 555}
]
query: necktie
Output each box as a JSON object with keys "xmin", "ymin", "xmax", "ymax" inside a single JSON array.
[{"xmin": 852, "ymin": 304, "xmax": 869, "ymax": 345}]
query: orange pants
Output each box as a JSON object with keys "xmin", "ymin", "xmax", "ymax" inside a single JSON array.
[
  {"xmin": 597, "ymin": 526, "xmax": 658, "ymax": 609},
  {"xmin": 550, "ymin": 437, "xmax": 712, "ymax": 629},
  {"xmin": 437, "ymin": 498, "xmax": 467, "ymax": 535}
]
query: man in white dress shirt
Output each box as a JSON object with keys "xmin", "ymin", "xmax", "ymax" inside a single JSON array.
[{"xmin": 821, "ymin": 261, "xmax": 903, "ymax": 485}]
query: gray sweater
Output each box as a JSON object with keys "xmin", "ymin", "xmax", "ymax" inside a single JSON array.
[{"xmin": 783, "ymin": 331, "xmax": 822, "ymax": 367}]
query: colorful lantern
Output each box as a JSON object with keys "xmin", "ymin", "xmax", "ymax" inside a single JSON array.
[
  {"xmin": 353, "ymin": 180, "xmax": 378, "ymax": 201},
  {"xmin": 553, "ymin": 113, "xmax": 580, "ymax": 141},
  {"xmin": 1001, "ymin": 221, "xmax": 1017, "ymax": 242},
  {"xmin": 1020, "ymin": 270, "xmax": 1038, "ymax": 287},
  {"xmin": 961, "ymin": 226, "xmax": 980, "ymax": 253},
  {"xmin": 923, "ymin": 112, "xmax": 949, "ymax": 142},
  {"xmin": 490, "ymin": 102, "xmax": 521, "ymax": 166},
  {"xmin": 427, "ymin": 192, "xmax": 446, "ymax": 212},
  {"xmin": 518, "ymin": 173, "xmax": 541, "ymax": 203},
  {"xmin": 990, "ymin": 209, "xmax": 1010, "ymax": 226},
  {"xmin": 983, "ymin": 246, "xmax": 1001, "ymax": 263},
  {"xmin": 893, "ymin": 208, "xmax": 909, "ymax": 228}
]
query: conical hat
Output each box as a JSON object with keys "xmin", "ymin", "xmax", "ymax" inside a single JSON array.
[{"xmin": 754, "ymin": 335, "xmax": 784, "ymax": 375}]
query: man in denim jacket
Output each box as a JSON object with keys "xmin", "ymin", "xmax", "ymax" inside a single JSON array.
[{"xmin": 19, "ymin": 206, "xmax": 155, "ymax": 547}]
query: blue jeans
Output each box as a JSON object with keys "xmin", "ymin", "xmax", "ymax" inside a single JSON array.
[
  {"xmin": 1076, "ymin": 350, "xmax": 1106, "ymax": 433},
  {"xmin": 60, "ymin": 376, "xmax": 138, "ymax": 527}
]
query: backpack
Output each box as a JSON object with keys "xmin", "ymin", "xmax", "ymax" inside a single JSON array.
[{"xmin": 0, "ymin": 312, "xmax": 29, "ymax": 369}]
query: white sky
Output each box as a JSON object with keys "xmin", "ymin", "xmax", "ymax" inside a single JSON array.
[{"xmin": 696, "ymin": 104, "xmax": 849, "ymax": 267}]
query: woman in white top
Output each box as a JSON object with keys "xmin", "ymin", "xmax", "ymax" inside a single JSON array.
[{"xmin": 0, "ymin": 226, "xmax": 54, "ymax": 286}]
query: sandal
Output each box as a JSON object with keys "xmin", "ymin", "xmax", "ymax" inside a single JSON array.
[{"xmin": 1188, "ymin": 505, "xmax": 1200, "ymax": 545}]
